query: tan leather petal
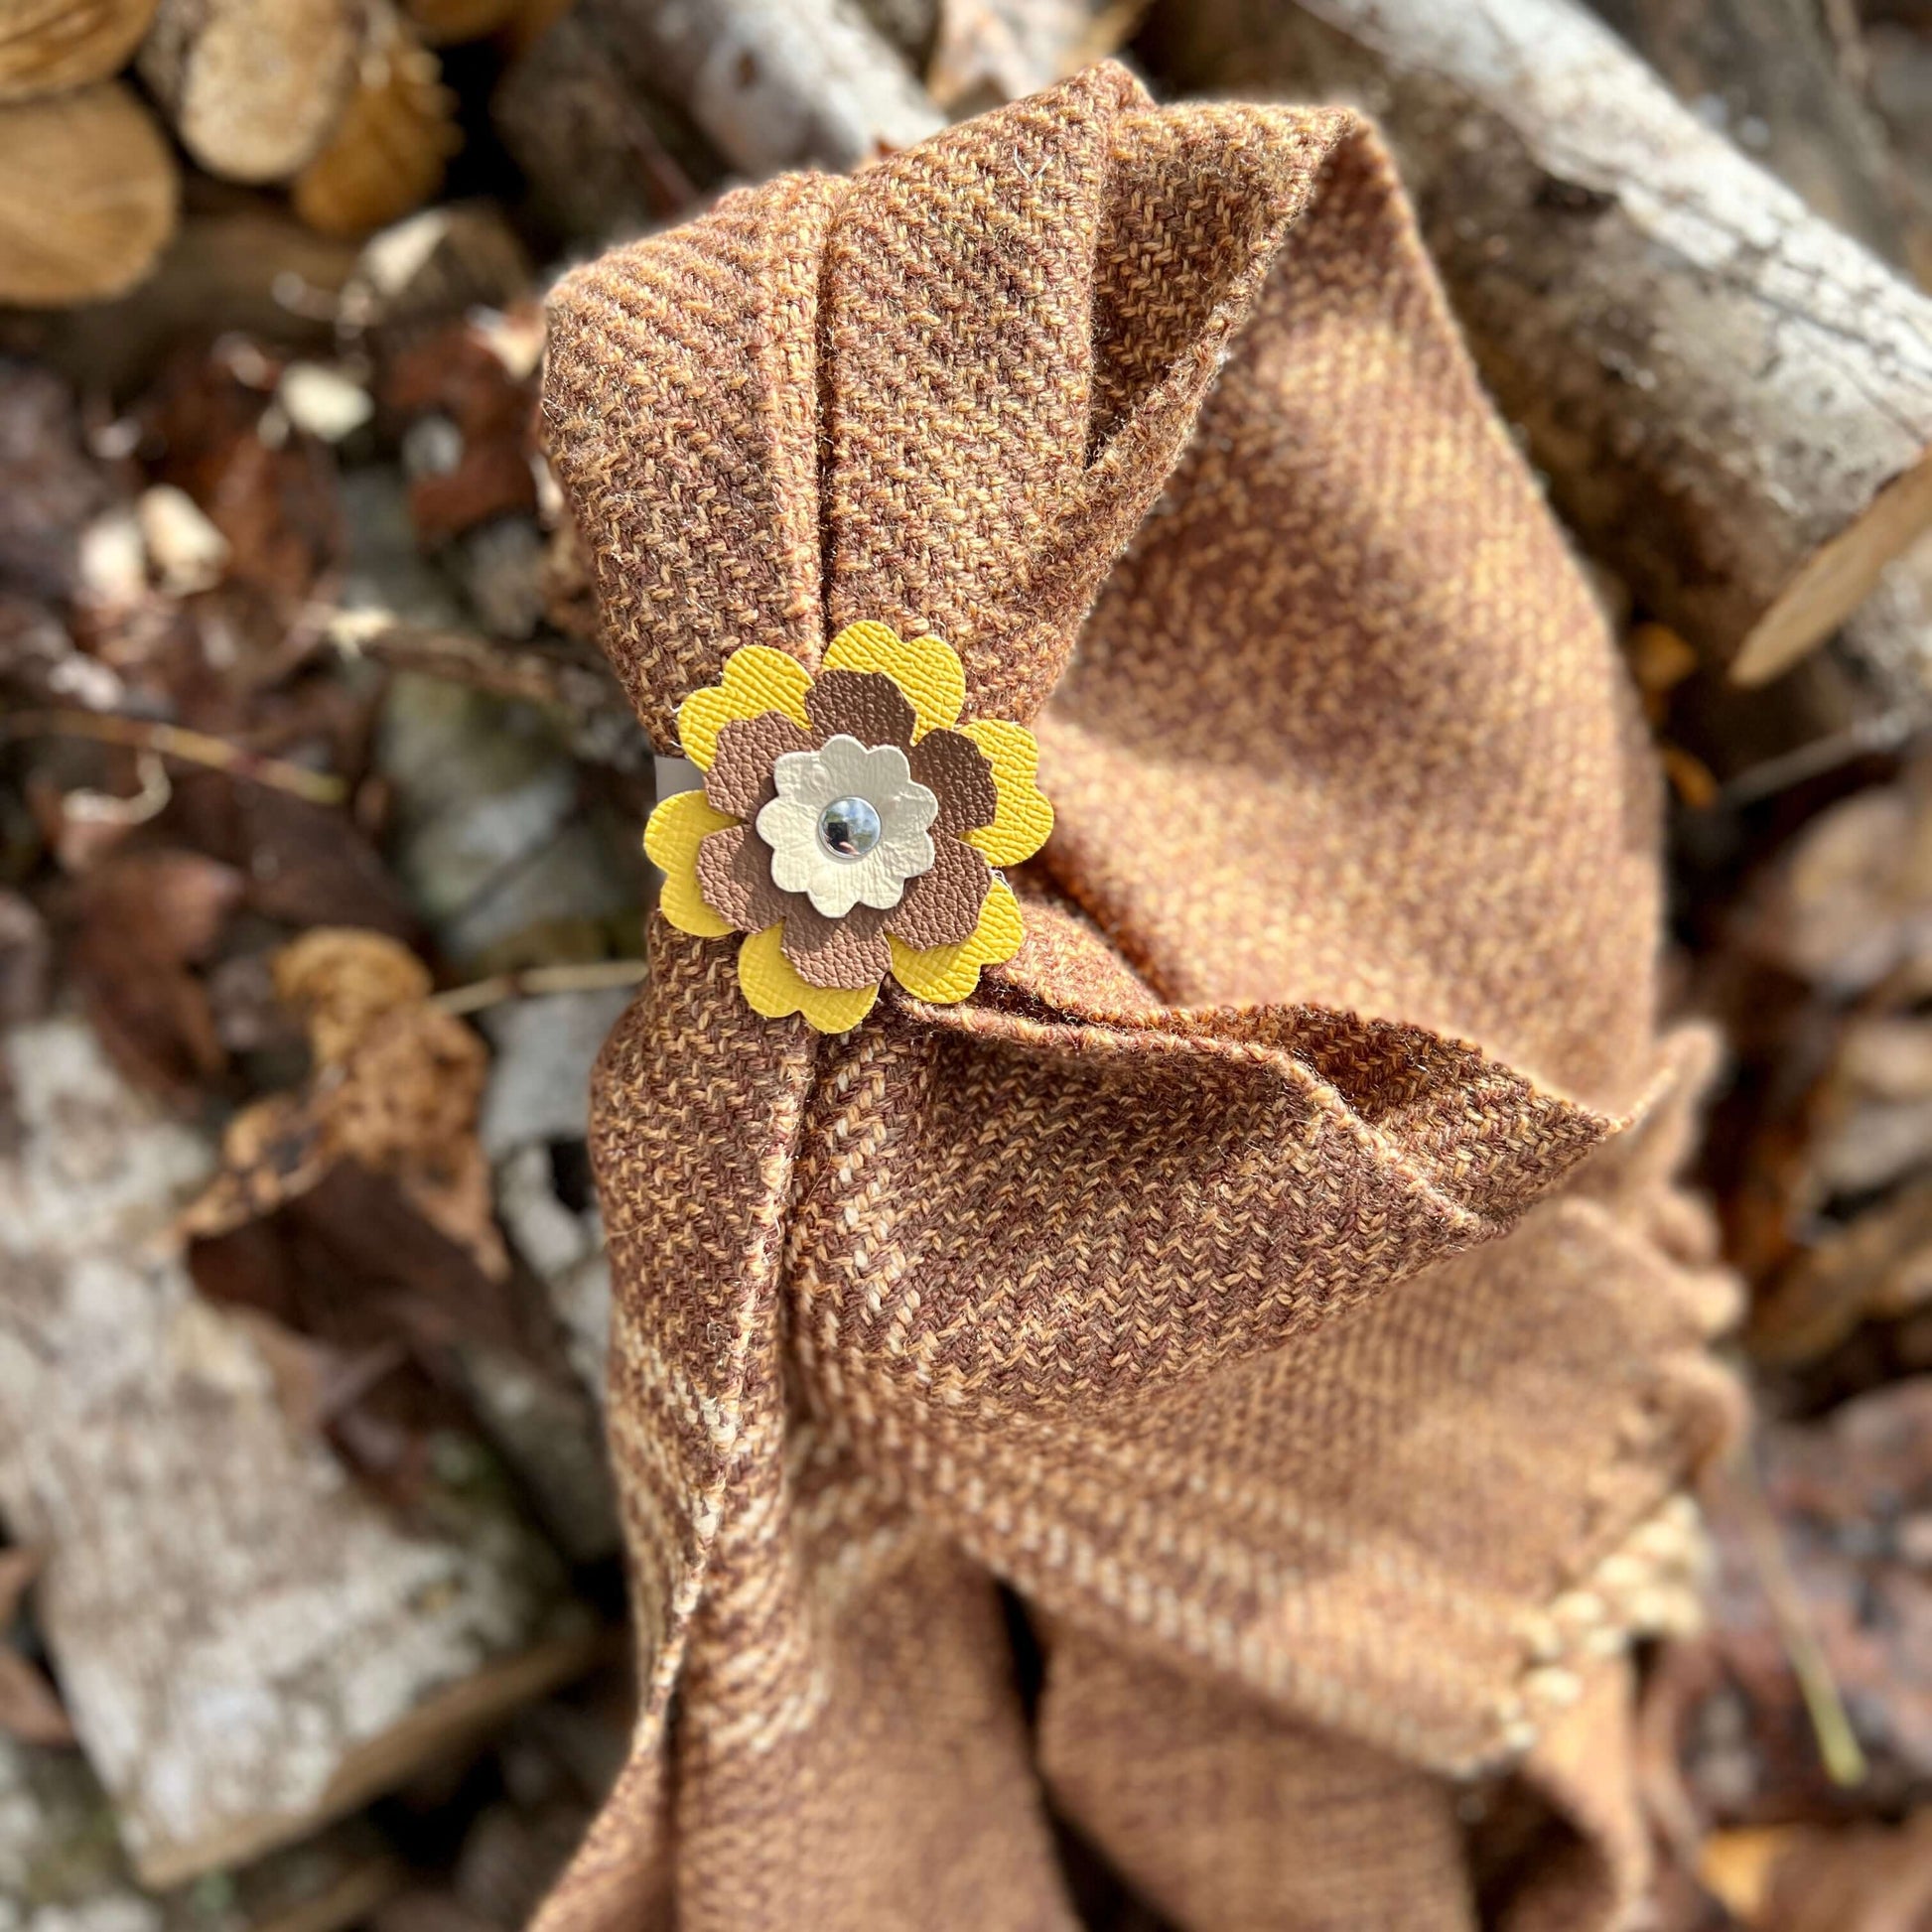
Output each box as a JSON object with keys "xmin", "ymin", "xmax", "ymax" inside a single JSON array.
[
  {"xmin": 780, "ymin": 900, "xmax": 893, "ymax": 990},
  {"xmin": 706, "ymin": 712, "xmax": 816, "ymax": 817},
  {"xmin": 695, "ymin": 823, "xmax": 791, "ymax": 933},
  {"xmin": 807, "ymin": 668, "xmax": 917, "ymax": 751},
  {"xmin": 910, "ymin": 728, "xmax": 998, "ymax": 835},
  {"xmin": 886, "ymin": 836, "xmax": 992, "ymax": 950}
]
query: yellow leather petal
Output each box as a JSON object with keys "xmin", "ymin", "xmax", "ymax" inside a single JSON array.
[
  {"xmin": 739, "ymin": 923, "xmax": 880, "ymax": 1034},
  {"xmin": 677, "ymin": 644, "xmax": 813, "ymax": 769},
  {"xmin": 889, "ymin": 880, "xmax": 1025, "ymax": 1006},
  {"xmin": 823, "ymin": 621, "xmax": 965, "ymax": 740},
  {"xmin": 643, "ymin": 789, "xmax": 735, "ymax": 938},
  {"xmin": 962, "ymin": 720, "xmax": 1054, "ymax": 865}
]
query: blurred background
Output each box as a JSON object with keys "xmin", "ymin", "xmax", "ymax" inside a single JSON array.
[{"xmin": 5, "ymin": 2, "xmax": 1932, "ymax": 1928}]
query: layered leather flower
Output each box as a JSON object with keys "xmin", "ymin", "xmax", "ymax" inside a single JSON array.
[{"xmin": 644, "ymin": 622, "xmax": 1053, "ymax": 1033}]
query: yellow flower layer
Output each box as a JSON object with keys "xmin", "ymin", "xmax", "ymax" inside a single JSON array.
[
  {"xmin": 643, "ymin": 788, "xmax": 735, "ymax": 938},
  {"xmin": 738, "ymin": 925, "xmax": 880, "ymax": 1033},
  {"xmin": 676, "ymin": 643, "xmax": 812, "ymax": 769},
  {"xmin": 822, "ymin": 620, "xmax": 965, "ymax": 740},
  {"xmin": 890, "ymin": 880, "xmax": 1025, "ymax": 1006},
  {"xmin": 961, "ymin": 718, "xmax": 1052, "ymax": 866}
]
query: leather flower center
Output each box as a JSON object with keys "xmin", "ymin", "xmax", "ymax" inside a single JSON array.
[{"xmin": 757, "ymin": 735, "xmax": 938, "ymax": 917}]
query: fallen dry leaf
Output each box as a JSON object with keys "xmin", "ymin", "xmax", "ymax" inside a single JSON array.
[
  {"xmin": 185, "ymin": 926, "xmax": 508, "ymax": 1281},
  {"xmin": 182, "ymin": 928, "xmax": 540, "ymax": 1502},
  {"xmin": 1739, "ymin": 761, "xmax": 1932, "ymax": 997},
  {"xmin": 1712, "ymin": 1811, "xmax": 1932, "ymax": 1932},
  {"xmin": 0, "ymin": 1546, "xmax": 74, "ymax": 1747},
  {"xmin": 1752, "ymin": 1177, "xmax": 1932, "ymax": 1366},
  {"xmin": 0, "ymin": 587, "xmax": 118, "ymax": 710},
  {"xmin": 140, "ymin": 337, "xmax": 345, "ymax": 614},
  {"xmin": 160, "ymin": 760, "xmax": 416, "ymax": 939},
  {"xmin": 380, "ymin": 316, "xmax": 539, "ymax": 545},
  {"xmin": 62, "ymin": 846, "xmax": 243, "ymax": 1099},
  {"xmin": 0, "ymin": 362, "xmax": 111, "ymax": 604},
  {"xmin": 1700, "ymin": 1824, "xmax": 1791, "ymax": 1924}
]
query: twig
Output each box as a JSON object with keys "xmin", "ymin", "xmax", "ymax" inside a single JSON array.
[
  {"xmin": 0, "ymin": 709, "xmax": 347, "ymax": 807},
  {"xmin": 327, "ymin": 609, "xmax": 572, "ymax": 709},
  {"xmin": 1728, "ymin": 1446, "xmax": 1868, "ymax": 1788},
  {"xmin": 1720, "ymin": 708, "xmax": 1922, "ymax": 806},
  {"xmin": 61, "ymin": 752, "xmax": 172, "ymax": 828},
  {"xmin": 326, "ymin": 611, "xmax": 649, "ymax": 773},
  {"xmin": 431, "ymin": 959, "xmax": 647, "ymax": 1017},
  {"xmin": 1819, "ymin": 0, "xmax": 1871, "ymax": 95}
]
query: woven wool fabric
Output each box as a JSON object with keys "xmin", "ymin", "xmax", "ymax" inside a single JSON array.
[{"xmin": 536, "ymin": 64, "xmax": 1741, "ymax": 1932}]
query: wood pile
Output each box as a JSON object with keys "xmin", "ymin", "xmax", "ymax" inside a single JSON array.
[
  {"xmin": 2, "ymin": 1, "xmax": 1932, "ymax": 1927},
  {"xmin": 0, "ymin": 0, "xmax": 479, "ymax": 310}
]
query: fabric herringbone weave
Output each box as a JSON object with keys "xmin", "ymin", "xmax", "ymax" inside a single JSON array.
[{"xmin": 536, "ymin": 64, "xmax": 1740, "ymax": 1932}]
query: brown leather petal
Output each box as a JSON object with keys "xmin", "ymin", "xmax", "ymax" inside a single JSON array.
[
  {"xmin": 695, "ymin": 824, "xmax": 792, "ymax": 933},
  {"xmin": 706, "ymin": 712, "xmax": 815, "ymax": 817},
  {"xmin": 807, "ymin": 668, "xmax": 917, "ymax": 750},
  {"xmin": 910, "ymin": 728, "xmax": 999, "ymax": 835},
  {"xmin": 887, "ymin": 836, "xmax": 992, "ymax": 950},
  {"xmin": 781, "ymin": 901, "xmax": 893, "ymax": 990}
]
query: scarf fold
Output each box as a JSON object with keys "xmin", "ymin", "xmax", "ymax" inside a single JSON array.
[{"xmin": 538, "ymin": 65, "xmax": 1739, "ymax": 1932}]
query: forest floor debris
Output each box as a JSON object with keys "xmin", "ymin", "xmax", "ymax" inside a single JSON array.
[{"xmin": 5, "ymin": 1, "xmax": 1932, "ymax": 1925}]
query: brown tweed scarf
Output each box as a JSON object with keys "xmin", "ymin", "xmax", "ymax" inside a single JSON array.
[{"xmin": 535, "ymin": 64, "xmax": 1740, "ymax": 1932}]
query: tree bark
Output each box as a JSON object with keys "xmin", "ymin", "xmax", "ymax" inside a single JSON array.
[
  {"xmin": 495, "ymin": 0, "xmax": 945, "ymax": 238},
  {"xmin": 0, "ymin": 1739, "xmax": 404, "ymax": 1932},
  {"xmin": 1150, "ymin": 0, "xmax": 1932, "ymax": 690},
  {"xmin": 0, "ymin": 1017, "xmax": 598, "ymax": 1887},
  {"xmin": 1587, "ymin": 0, "xmax": 1909, "ymax": 262},
  {"xmin": 1578, "ymin": 0, "xmax": 1932, "ymax": 739},
  {"xmin": 579, "ymin": 0, "xmax": 944, "ymax": 176}
]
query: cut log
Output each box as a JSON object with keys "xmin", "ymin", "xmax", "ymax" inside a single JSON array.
[
  {"xmin": 497, "ymin": 0, "xmax": 943, "ymax": 215},
  {"xmin": 0, "ymin": 1016, "xmax": 599, "ymax": 1887},
  {"xmin": 0, "ymin": 81, "xmax": 179, "ymax": 306},
  {"xmin": 402, "ymin": 0, "xmax": 515, "ymax": 46},
  {"xmin": 0, "ymin": 0, "xmax": 160, "ymax": 99},
  {"xmin": 925, "ymin": 0, "xmax": 1138, "ymax": 114},
  {"xmin": 1150, "ymin": 0, "xmax": 1932, "ymax": 688},
  {"xmin": 292, "ymin": 9, "xmax": 461, "ymax": 239},
  {"xmin": 596, "ymin": 0, "xmax": 943, "ymax": 175},
  {"xmin": 0, "ymin": 191, "xmax": 361, "ymax": 396},
  {"xmin": 1578, "ymin": 0, "xmax": 1932, "ymax": 739},
  {"xmin": 139, "ymin": 0, "xmax": 357, "ymax": 184},
  {"xmin": 492, "ymin": 0, "xmax": 1128, "ymax": 245},
  {"xmin": 491, "ymin": 7, "xmax": 712, "ymax": 241}
]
